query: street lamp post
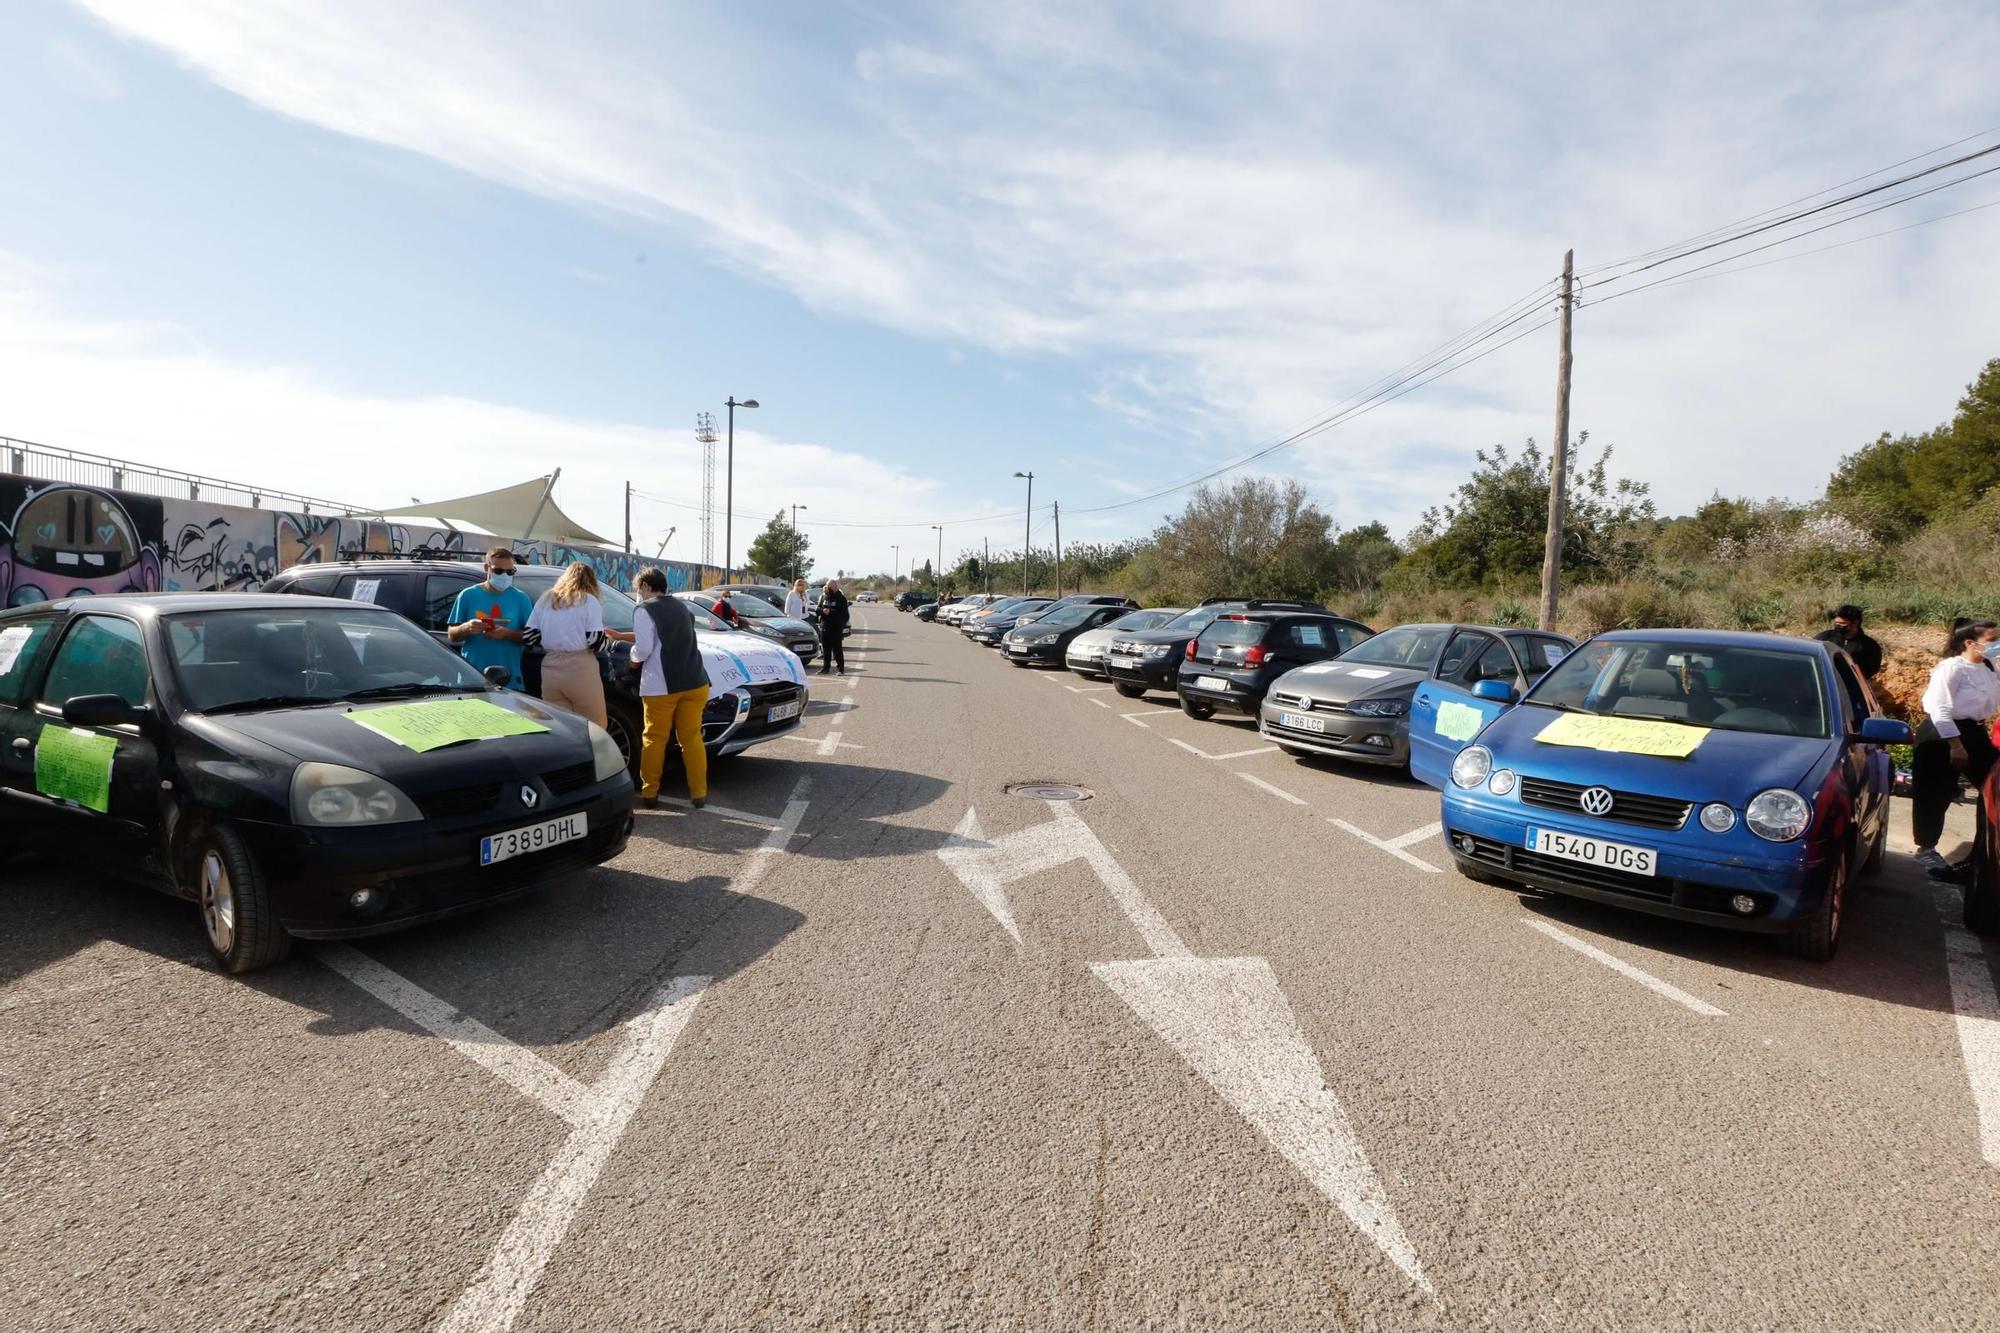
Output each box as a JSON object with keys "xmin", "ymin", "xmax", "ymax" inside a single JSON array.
[
  {"xmin": 891, "ymin": 544, "xmax": 899, "ymax": 582},
  {"xmin": 1012, "ymin": 471, "xmax": 1034, "ymax": 595},
  {"xmin": 789, "ymin": 502, "xmax": 808, "ymax": 584},
  {"xmin": 724, "ymin": 396, "xmax": 759, "ymax": 579},
  {"xmin": 931, "ymin": 524, "xmax": 943, "ymax": 594}
]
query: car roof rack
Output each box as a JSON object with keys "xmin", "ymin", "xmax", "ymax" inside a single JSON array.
[
  {"xmin": 300, "ymin": 551, "xmax": 490, "ymax": 565},
  {"xmin": 1221, "ymin": 598, "xmax": 1330, "ymax": 612}
]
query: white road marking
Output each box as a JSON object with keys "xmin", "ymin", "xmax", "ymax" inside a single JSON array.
[
  {"xmin": 1119, "ymin": 709, "xmax": 1177, "ymax": 728},
  {"xmin": 1209, "ymin": 745, "xmax": 1278, "ymax": 761},
  {"xmin": 318, "ymin": 945, "xmax": 594, "ymax": 1125},
  {"xmin": 817, "ymin": 729, "xmax": 845, "ymax": 755},
  {"xmin": 780, "ymin": 733, "xmax": 862, "ymax": 751},
  {"xmin": 1931, "ymin": 882, "xmax": 2000, "ymax": 1166},
  {"xmin": 1328, "ymin": 818, "xmax": 1443, "ymax": 874},
  {"xmin": 1089, "ymin": 698, "xmax": 1112, "ymax": 709},
  {"xmin": 654, "ymin": 797, "xmax": 780, "ymax": 831},
  {"xmin": 1237, "ymin": 772, "xmax": 1307, "ymax": 805},
  {"xmin": 1524, "ymin": 920, "xmax": 1727, "ymax": 1018},
  {"xmin": 1385, "ymin": 822, "xmax": 1443, "ymax": 850},
  {"xmin": 437, "ymin": 974, "xmax": 711, "ymax": 1333},
  {"xmin": 1169, "ymin": 738, "xmax": 1217, "ymax": 758},
  {"xmin": 1093, "ymin": 956, "xmax": 1432, "ymax": 1294},
  {"xmin": 1066, "ymin": 685, "xmax": 1113, "ymax": 693},
  {"xmin": 734, "ymin": 784, "xmax": 811, "ymax": 898}
]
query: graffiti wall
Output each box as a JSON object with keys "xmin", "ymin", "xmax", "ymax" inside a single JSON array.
[{"xmin": 1, "ymin": 474, "xmax": 724, "ymax": 607}]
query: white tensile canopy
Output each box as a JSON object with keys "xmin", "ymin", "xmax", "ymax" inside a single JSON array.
[{"xmin": 367, "ymin": 475, "xmax": 614, "ymax": 546}]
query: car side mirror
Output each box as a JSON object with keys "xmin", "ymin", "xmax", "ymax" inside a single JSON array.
[
  {"xmin": 61, "ymin": 693, "xmax": 151, "ymax": 729},
  {"xmin": 483, "ymin": 665, "xmax": 513, "ymax": 688},
  {"xmin": 1471, "ymin": 679, "xmax": 1518, "ymax": 705},
  {"xmin": 1855, "ymin": 717, "xmax": 1911, "ymax": 745}
]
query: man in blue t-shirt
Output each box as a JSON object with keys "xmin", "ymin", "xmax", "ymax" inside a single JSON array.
[{"xmin": 448, "ymin": 547, "xmax": 535, "ymax": 687}]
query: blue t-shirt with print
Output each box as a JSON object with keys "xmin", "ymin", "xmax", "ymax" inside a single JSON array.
[{"xmin": 450, "ymin": 582, "xmax": 535, "ymax": 685}]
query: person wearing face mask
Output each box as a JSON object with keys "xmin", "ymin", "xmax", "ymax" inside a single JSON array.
[
  {"xmin": 630, "ymin": 566, "xmax": 711, "ymax": 809},
  {"xmin": 448, "ymin": 547, "xmax": 534, "ymax": 688},
  {"xmin": 1813, "ymin": 604, "xmax": 1882, "ymax": 679},
  {"xmin": 1911, "ymin": 618, "xmax": 2000, "ymax": 878}
]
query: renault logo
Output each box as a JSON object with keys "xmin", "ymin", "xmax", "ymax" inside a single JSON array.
[
  {"xmin": 1579, "ymin": 786, "xmax": 1616, "ymax": 816},
  {"xmin": 520, "ymin": 785, "xmax": 540, "ymax": 809}
]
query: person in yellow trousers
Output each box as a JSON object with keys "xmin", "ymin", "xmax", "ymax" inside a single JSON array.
[{"xmin": 629, "ymin": 567, "xmax": 711, "ymax": 809}]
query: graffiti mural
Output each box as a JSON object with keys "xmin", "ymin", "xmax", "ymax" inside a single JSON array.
[
  {"xmin": 274, "ymin": 512, "xmax": 426, "ymax": 567},
  {"xmin": 0, "ymin": 480, "xmax": 165, "ymax": 607},
  {"xmin": 162, "ymin": 502, "xmax": 278, "ymax": 592}
]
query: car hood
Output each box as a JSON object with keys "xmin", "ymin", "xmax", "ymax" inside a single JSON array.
[
  {"xmin": 1483, "ymin": 704, "xmax": 1837, "ymax": 796},
  {"xmin": 1111, "ymin": 629, "xmax": 1194, "ymax": 648},
  {"xmin": 694, "ymin": 631, "xmax": 810, "ymax": 691},
  {"xmin": 1270, "ymin": 660, "xmax": 1424, "ymax": 703},
  {"xmin": 189, "ymin": 691, "xmax": 594, "ymax": 778},
  {"xmin": 755, "ymin": 617, "xmax": 818, "ymax": 636},
  {"xmin": 1069, "ymin": 626, "xmax": 1120, "ymax": 653}
]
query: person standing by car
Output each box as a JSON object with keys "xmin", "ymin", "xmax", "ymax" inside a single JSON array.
[
  {"xmin": 448, "ymin": 547, "xmax": 533, "ymax": 687},
  {"xmin": 785, "ymin": 578, "xmax": 809, "ymax": 619},
  {"xmin": 525, "ymin": 562, "xmax": 610, "ymax": 726},
  {"xmin": 710, "ymin": 593, "xmax": 742, "ymax": 628},
  {"xmin": 816, "ymin": 578, "xmax": 850, "ymax": 674},
  {"xmin": 1912, "ymin": 618, "xmax": 2000, "ymax": 875},
  {"xmin": 1814, "ymin": 604, "xmax": 1883, "ymax": 678},
  {"xmin": 631, "ymin": 567, "xmax": 711, "ymax": 810}
]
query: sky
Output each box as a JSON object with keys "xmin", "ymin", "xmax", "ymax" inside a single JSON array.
[{"xmin": 2, "ymin": 0, "xmax": 1998, "ymax": 578}]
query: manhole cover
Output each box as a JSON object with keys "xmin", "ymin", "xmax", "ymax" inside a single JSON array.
[{"xmin": 1004, "ymin": 782, "xmax": 1093, "ymax": 801}]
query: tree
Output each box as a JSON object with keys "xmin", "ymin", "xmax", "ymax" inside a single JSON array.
[
  {"xmin": 1328, "ymin": 522, "xmax": 1401, "ymax": 592},
  {"xmin": 1828, "ymin": 357, "xmax": 2000, "ymax": 541},
  {"xmin": 1123, "ymin": 477, "xmax": 1343, "ymax": 605},
  {"xmin": 744, "ymin": 510, "xmax": 812, "ymax": 580}
]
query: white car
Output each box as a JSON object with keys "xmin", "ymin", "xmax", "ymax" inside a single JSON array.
[
  {"xmin": 856, "ymin": 589, "xmax": 878, "ymax": 603},
  {"xmin": 673, "ymin": 599, "xmax": 812, "ymax": 757},
  {"xmin": 1064, "ymin": 607, "xmax": 1186, "ymax": 678},
  {"xmin": 940, "ymin": 594, "xmax": 998, "ymax": 625}
]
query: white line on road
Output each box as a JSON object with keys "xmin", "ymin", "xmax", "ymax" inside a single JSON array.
[
  {"xmin": 1119, "ymin": 709, "xmax": 1177, "ymax": 728},
  {"xmin": 1930, "ymin": 882, "xmax": 2000, "ymax": 1166},
  {"xmin": 1168, "ymin": 737, "xmax": 1279, "ymax": 761},
  {"xmin": 654, "ymin": 798, "xmax": 780, "ymax": 831},
  {"xmin": 1385, "ymin": 822, "xmax": 1442, "ymax": 850},
  {"xmin": 780, "ymin": 733, "xmax": 862, "ymax": 751},
  {"xmin": 1523, "ymin": 920, "xmax": 1727, "ymax": 1017},
  {"xmin": 1236, "ymin": 772, "xmax": 1307, "ymax": 805},
  {"xmin": 817, "ymin": 729, "xmax": 844, "ymax": 755},
  {"xmin": 317, "ymin": 946, "xmax": 594, "ymax": 1126},
  {"xmin": 1089, "ymin": 698, "xmax": 1112, "ymax": 709},
  {"xmin": 734, "ymin": 784, "xmax": 812, "ymax": 898},
  {"xmin": 1066, "ymin": 685, "xmax": 1113, "ymax": 693},
  {"xmin": 1327, "ymin": 818, "xmax": 1444, "ymax": 873}
]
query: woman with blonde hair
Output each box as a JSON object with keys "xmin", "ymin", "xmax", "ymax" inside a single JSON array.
[{"xmin": 525, "ymin": 561, "xmax": 609, "ymax": 726}]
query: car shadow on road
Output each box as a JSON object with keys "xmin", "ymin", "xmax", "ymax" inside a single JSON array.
[
  {"xmin": 1279, "ymin": 752, "xmax": 1426, "ymax": 790},
  {"xmin": 0, "ymin": 860, "xmax": 212, "ymax": 994}
]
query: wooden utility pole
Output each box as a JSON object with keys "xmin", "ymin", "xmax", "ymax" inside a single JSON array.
[
  {"xmin": 623, "ymin": 481, "xmax": 632, "ymax": 554},
  {"xmin": 1538, "ymin": 250, "xmax": 1575, "ymax": 631},
  {"xmin": 1053, "ymin": 501, "xmax": 1062, "ymax": 597}
]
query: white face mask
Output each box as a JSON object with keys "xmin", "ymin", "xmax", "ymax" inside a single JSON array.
[{"xmin": 487, "ymin": 571, "xmax": 515, "ymax": 591}]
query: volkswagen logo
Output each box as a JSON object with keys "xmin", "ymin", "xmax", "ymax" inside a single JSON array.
[
  {"xmin": 1579, "ymin": 786, "xmax": 1616, "ymax": 816},
  {"xmin": 1298, "ymin": 697, "xmax": 1314, "ymax": 711},
  {"xmin": 520, "ymin": 784, "xmax": 540, "ymax": 809}
]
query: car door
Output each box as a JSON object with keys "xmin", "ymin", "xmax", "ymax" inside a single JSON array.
[
  {"xmin": 1829, "ymin": 652, "xmax": 1890, "ymax": 844},
  {"xmin": 423, "ymin": 572, "xmax": 479, "ymax": 648},
  {"xmin": 19, "ymin": 612, "xmax": 166, "ymax": 873},
  {"xmin": 0, "ymin": 613, "xmax": 64, "ymax": 838},
  {"xmin": 1410, "ymin": 629, "xmax": 1515, "ymax": 789}
]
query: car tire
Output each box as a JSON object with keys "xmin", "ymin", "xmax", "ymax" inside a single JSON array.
[
  {"xmin": 1113, "ymin": 683, "xmax": 1146, "ymax": 699},
  {"xmin": 1181, "ymin": 696, "xmax": 1216, "ymax": 721},
  {"xmin": 1010, "ymin": 659, "xmax": 1029, "ymax": 668},
  {"xmin": 605, "ymin": 707, "xmax": 641, "ymax": 778},
  {"xmin": 1784, "ymin": 848, "xmax": 1847, "ymax": 962},
  {"xmin": 196, "ymin": 824, "xmax": 292, "ymax": 975},
  {"xmin": 1968, "ymin": 825, "xmax": 2000, "ymax": 935},
  {"xmin": 1452, "ymin": 857, "xmax": 1507, "ymax": 886},
  {"xmin": 1278, "ymin": 744, "xmax": 1309, "ymax": 758}
]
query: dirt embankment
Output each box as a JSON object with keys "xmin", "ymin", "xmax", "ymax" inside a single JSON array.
[{"xmin": 1870, "ymin": 626, "xmax": 1947, "ymax": 723}]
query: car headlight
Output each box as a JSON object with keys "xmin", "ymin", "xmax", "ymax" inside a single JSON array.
[
  {"xmin": 291, "ymin": 762, "xmax": 420, "ymax": 826},
  {"xmin": 1348, "ymin": 698, "xmax": 1410, "ymax": 717},
  {"xmin": 1745, "ymin": 789, "xmax": 1810, "ymax": 842},
  {"xmin": 588, "ymin": 722, "xmax": 627, "ymax": 783},
  {"xmin": 1487, "ymin": 768, "xmax": 1516, "ymax": 796},
  {"xmin": 1450, "ymin": 745, "xmax": 1492, "ymax": 790},
  {"xmin": 1699, "ymin": 802, "xmax": 1737, "ymax": 834},
  {"xmin": 1142, "ymin": 644, "xmax": 1173, "ymax": 658},
  {"xmin": 1031, "ymin": 633, "xmax": 1059, "ymax": 645}
]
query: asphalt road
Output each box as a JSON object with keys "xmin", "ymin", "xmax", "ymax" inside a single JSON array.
[{"xmin": 5, "ymin": 608, "xmax": 1999, "ymax": 1331}]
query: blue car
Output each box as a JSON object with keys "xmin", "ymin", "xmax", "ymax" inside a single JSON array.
[{"xmin": 1409, "ymin": 630, "xmax": 1910, "ymax": 960}]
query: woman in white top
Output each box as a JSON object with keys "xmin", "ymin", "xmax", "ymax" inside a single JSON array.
[
  {"xmin": 784, "ymin": 578, "xmax": 809, "ymax": 619},
  {"xmin": 525, "ymin": 562, "xmax": 609, "ymax": 727},
  {"xmin": 1911, "ymin": 618, "xmax": 2000, "ymax": 873}
]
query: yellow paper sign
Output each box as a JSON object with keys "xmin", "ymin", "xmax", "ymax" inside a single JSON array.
[
  {"xmin": 1534, "ymin": 712, "xmax": 1708, "ymax": 758},
  {"xmin": 347, "ymin": 697, "xmax": 549, "ymax": 753}
]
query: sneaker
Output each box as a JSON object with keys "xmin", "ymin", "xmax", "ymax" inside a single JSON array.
[
  {"xmin": 691, "ymin": 797, "xmax": 706, "ymax": 810},
  {"xmin": 640, "ymin": 795, "xmax": 658, "ymax": 810},
  {"xmin": 1914, "ymin": 848, "xmax": 1950, "ymax": 873},
  {"xmin": 1930, "ymin": 861, "xmax": 1973, "ymax": 884}
]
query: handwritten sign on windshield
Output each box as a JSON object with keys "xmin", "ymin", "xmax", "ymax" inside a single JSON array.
[
  {"xmin": 37, "ymin": 726, "xmax": 117, "ymax": 812},
  {"xmin": 347, "ymin": 697, "xmax": 549, "ymax": 752},
  {"xmin": 1535, "ymin": 712, "xmax": 1708, "ymax": 758}
]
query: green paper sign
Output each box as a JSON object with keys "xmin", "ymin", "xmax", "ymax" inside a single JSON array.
[
  {"xmin": 1435, "ymin": 699, "xmax": 1486, "ymax": 743},
  {"xmin": 346, "ymin": 697, "xmax": 550, "ymax": 753},
  {"xmin": 36, "ymin": 726, "xmax": 117, "ymax": 813}
]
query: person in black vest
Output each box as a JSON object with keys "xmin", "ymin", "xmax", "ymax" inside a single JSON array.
[
  {"xmin": 631, "ymin": 567, "xmax": 712, "ymax": 809},
  {"xmin": 1813, "ymin": 604, "xmax": 1883, "ymax": 678},
  {"xmin": 816, "ymin": 578, "xmax": 850, "ymax": 675}
]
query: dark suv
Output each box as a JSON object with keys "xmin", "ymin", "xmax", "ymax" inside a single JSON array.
[
  {"xmin": 1177, "ymin": 605, "xmax": 1374, "ymax": 720},
  {"xmin": 262, "ymin": 558, "xmax": 807, "ymax": 771},
  {"xmin": 1106, "ymin": 599, "xmax": 1286, "ymax": 699}
]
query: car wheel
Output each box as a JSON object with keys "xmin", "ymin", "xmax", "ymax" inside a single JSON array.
[
  {"xmin": 1784, "ymin": 848, "xmax": 1847, "ymax": 962},
  {"xmin": 196, "ymin": 825, "xmax": 292, "ymax": 974},
  {"xmin": 1453, "ymin": 857, "xmax": 1507, "ymax": 886},
  {"xmin": 1279, "ymin": 744, "xmax": 1309, "ymax": 758},
  {"xmin": 1113, "ymin": 683, "xmax": 1146, "ymax": 699},
  {"xmin": 605, "ymin": 708, "xmax": 641, "ymax": 777},
  {"xmin": 1010, "ymin": 658, "xmax": 1029, "ymax": 668},
  {"xmin": 1181, "ymin": 696, "xmax": 1216, "ymax": 721}
]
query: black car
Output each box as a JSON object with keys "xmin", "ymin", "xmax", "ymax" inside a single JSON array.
[
  {"xmin": 0, "ymin": 594, "xmax": 634, "ymax": 972},
  {"xmin": 1178, "ymin": 605, "xmax": 1375, "ymax": 720},
  {"xmin": 965, "ymin": 597, "xmax": 1056, "ymax": 645},
  {"xmin": 914, "ymin": 601, "xmax": 941, "ymax": 622},
  {"xmin": 1000, "ymin": 602, "xmax": 1137, "ymax": 667},
  {"xmin": 1103, "ymin": 600, "xmax": 1301, "ymax": 699},
  {"xmin": 895, "ymin": 590, "xmax": 929, "ymax": 612},
  {"xmin": 692, "ymin": 591, "xmax": 820, "ymax": 662},
  {"xmin": 264, "ymin": 558, "xmax": 807, "ymax": 771},
  {"xmin": 1260, "ymin": 623, "xmax": 1576, "ymax": 768}
]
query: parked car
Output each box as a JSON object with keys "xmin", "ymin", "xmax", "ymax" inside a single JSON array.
[
  {"xmin": 914, "ymin": 602, "xmax": 941, "ymax": 622},
  {"xmin": 1001, "ymin": 602, "xmax": 1139, "ymax": 667},
  {"xmin": 1103, "ymin": 603, "xmax": 1249, "ymax": 699},
  {"xmin": 1178, "ymin": 605, "xmax": 1373, "ymax": 720},
  {"xmin": 704, "ymin": 583, "xmax": 788, "ymax": 612},
  {"xmin": 1049, "ymin": 593, "xmax": 1139, "ymax": 609},
  {"xmin": 1414, "ymin": 630, "xmax": 1908, "ymax": 960},
  {"xmin": 1261, "ymin": 623, "xmax": 1576, "ymax": 769},
  {"xmin": 856, "ymin": 589, "xmax": 878, "ymax": 603},
  {"xmin": 940, "ymin": 595, "xmax": 997, "ymax": 626},
  {"xmin": 682, "ymin": 591, "xmax": 820, "ymax": 662},
  {"xmin": 263, "ymin": 559, "xmax": 808, "ymax": 772},
  {"xmin": 1968, "ymin": 726, "xmax": 2000, "ymax": 934},
  {"xmin": 1066, "ymin": 607, "xmax": 1186, "ymax": 678},
  {"xmin": 0, "ymin": 594, "xmax": 636, "ymax": 972},
  {"xmin": 895, "ymin": 590, "xmax": 929, "ymax": 611},
  {"xmin": 966, "ymin": 597, "xmax": 1055, "ymax": 645}
]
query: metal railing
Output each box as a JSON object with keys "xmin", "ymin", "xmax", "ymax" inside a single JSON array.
[{"xmin": 1, "ymin": 436, "xmax": 365, "ymax": 514}]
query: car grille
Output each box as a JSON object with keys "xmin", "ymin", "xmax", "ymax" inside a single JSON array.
[
  {"xmin": 1460, "ymin": 835, "xmax": 1674, "ymax": 903},
  {"xmin": 416, "ymin": 783, "xmax": 503, "ymax": 819},
  {"xmin": 542, "ymin": 760, "xmax": 597, "ymax": 797},
  {"xmin": 1268, "ymin": 690, "xmax": 1346, "ymax": 712},
  {"xmin": 1518, "ymin": 776, "xmax": 1691, "ymax": 830}
]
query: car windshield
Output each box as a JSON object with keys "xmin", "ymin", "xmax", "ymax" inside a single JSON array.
[
  {"xmin": 1031, "ymin": 604, "xmax": 1095, "ymax": 629},
  {"xmin": 1526, "ymin": 638, "xmax": 1830, "ymax": 738},
  {"xmin": 727, "ymin": 594, "xmax": 783, "ymax": 619},
  {"xmin": 671, "ymin": 596, "xmax": 731, "ymax": 631},
  {"xmin": 1164, "ymin": 607, "xmax": 1222, "ymax": 632},
  {"xmin": 1337, "ymin": 625, "xmax": 1451, "ymax": 668},
  {"xmin": 167, "ymin": 607, "xmax": 487, "ymax": 712},
  {"xmin": 1108, "ymin": 609, "xmax": 1179, "ymax": 632},
  {"xmin": 512, "ymin": 569, "xmax": 637, "ymax": 631}
]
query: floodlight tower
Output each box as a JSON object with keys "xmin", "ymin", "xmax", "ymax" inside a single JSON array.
[{"xmin": 696, "ymin": 412, "xmax": 719, "ymax": 569}]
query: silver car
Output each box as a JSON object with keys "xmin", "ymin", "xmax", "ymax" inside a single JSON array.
[{"xmin": 1064, "ymin": 607, "xmax": 1184, "ymax": 677}]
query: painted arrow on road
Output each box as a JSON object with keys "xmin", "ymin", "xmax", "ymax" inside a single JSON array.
[{"xmin": 937, "ymin": 800, "xmax": 1432, "ymax": 1294}]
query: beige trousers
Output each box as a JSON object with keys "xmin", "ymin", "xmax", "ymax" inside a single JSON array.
[{"xmin": 539, "ymin": 650, "xmax": 607, "ymax": 727}]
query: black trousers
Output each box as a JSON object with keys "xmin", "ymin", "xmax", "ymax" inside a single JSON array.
[
  {"xmin": 820, "ymin": 627, "xmax": 846, "ymax": 672},
  {"xmin": 1911, "ymin": 718, "xmax": 1997, "ymax": 848}
]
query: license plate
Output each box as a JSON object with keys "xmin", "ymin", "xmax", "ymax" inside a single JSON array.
[
  {"xmin": 1195, "ymin": 675, "xmax": 1231, "ymax": 692},
  {"xmin": 1526, "ymin": 827, "xmax": 1656, "ymax": 876},
  {"xmin": 481, "ymin": 813, "xmax": 587, "ymax": 866},
  {"xmin": 1279, "ymin": 711, "xmax": 1326, "ymax": 734},
  {"xmin": 768, "ymin": 699, "xmax": 803, "ymax": 721}
]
